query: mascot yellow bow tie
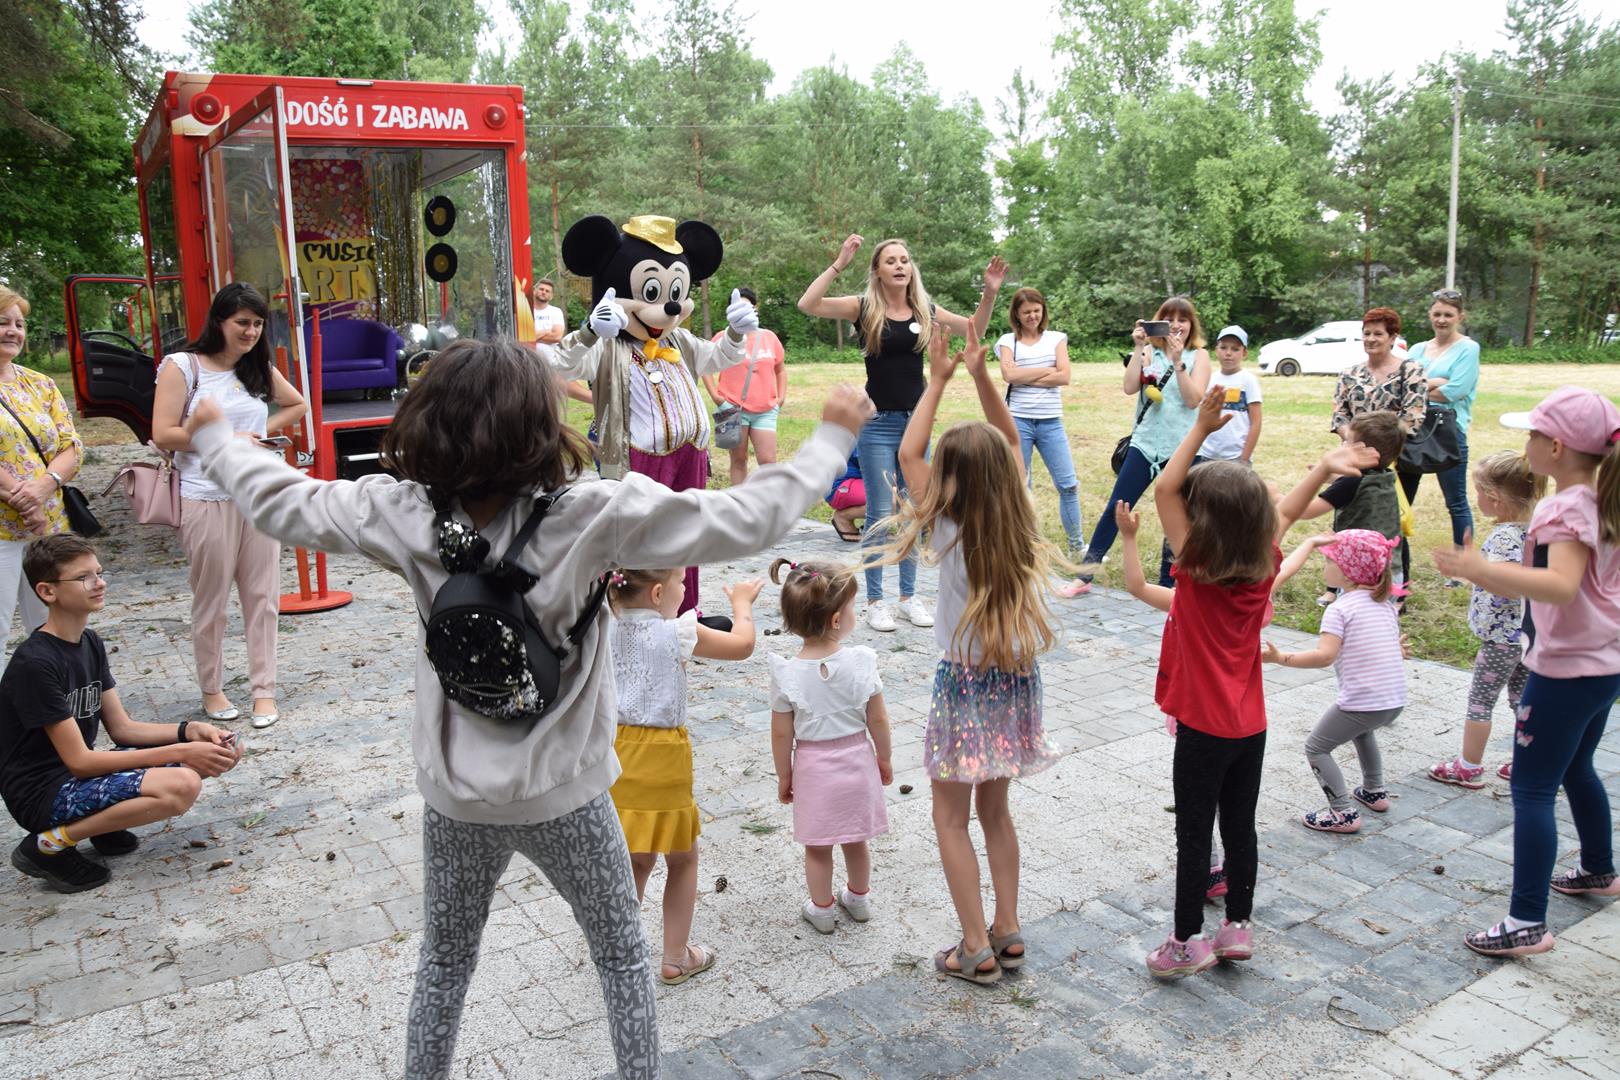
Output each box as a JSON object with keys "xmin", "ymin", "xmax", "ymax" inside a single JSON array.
[{"xmin": 640, "ymin": 339, "xmax": 680, "ymax": 364}]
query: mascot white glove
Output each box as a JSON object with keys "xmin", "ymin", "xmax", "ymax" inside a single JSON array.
[
  {"xmin": 725, "ymin": 288, "xmax": 760, "ymax": 335},
  {"xmin": 589, "ymin": 287, "xmax": 629, "ymax": 339}
]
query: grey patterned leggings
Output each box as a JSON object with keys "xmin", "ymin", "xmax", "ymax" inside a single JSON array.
[
  {"xmin": 1304, "ymin": 705, "xmax": 1403, "ymax": 812},
  {"xmin": 407, "ymin": 794, "xmax": 659, "ymax": 1079},
  {"xmin": 1467, "ymin": 640, "xmax": 1530, "ymax": 724}
]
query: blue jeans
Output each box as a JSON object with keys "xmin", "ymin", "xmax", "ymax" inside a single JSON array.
[
  {"xmin": 1014, "ymin": 415, "xmax": 1082, "ymax": 554},
  {"xmin": 1081, "ymin": 446, "xmax": 1159, "ymax": 585},
  {"xmin": 1508, "ymin": 671, "xmax": 1619, "ymax": 923},
  {"xmin": 856, "ymin": 410, "xmax": 918, "ymax": 603},
  {"xmin": 1398, "ymin": 427, "xmax": 1472, "ymax": 579}
]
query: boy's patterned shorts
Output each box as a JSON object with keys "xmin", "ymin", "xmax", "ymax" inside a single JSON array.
[{"xmin": 47, "ymin": 760, "xmax": 181, "ymax": 827}]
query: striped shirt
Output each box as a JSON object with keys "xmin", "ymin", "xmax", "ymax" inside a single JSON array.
[
  {"xmin": 996, "ymin": 331, "xmax": 1066, "ymax": 419},
  {"xmin": 1321, "ymin": 588, "xmax": 1407, "ymax": 711}
]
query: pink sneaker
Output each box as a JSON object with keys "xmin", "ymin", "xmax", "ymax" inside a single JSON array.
[
  {"xmin": 1210, "ymin": 919, "xmax": 1252, "ymax": 962},
  {"xmin": 1430, "ymin": 758, "xmax": 1486, "ymax": 790},
  {"xmin": 1205, "ymin": 865, "xmax": 1228, "ymax": 902},
  {"xmin": 1302, "ymin": 807, "xmax": 1361, "ymax": 833},
  {"xmin": 1056, "ymin": 578, "xmax": 1092, "ymax": 598},
  {"xmin": 1498, "ymin": 761, "xmax": 1513, "ymax": 781},
  {"xmin": 1352, "ymin": 786, "xmax": 1391, "ymax": 813},
  {"xmin": 1145, "ymin": 933, "xmax": 1215, "ymax": 978}
]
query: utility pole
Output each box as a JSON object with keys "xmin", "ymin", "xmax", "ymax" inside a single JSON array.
[{"xmin": 1446, "ymin": 67, "xmax": 1462, "ymax": 290}]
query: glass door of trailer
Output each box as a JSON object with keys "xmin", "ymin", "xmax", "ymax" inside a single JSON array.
[{"xmin": 199, "ymin": 87, "xmax": 309, "ymax": 443}]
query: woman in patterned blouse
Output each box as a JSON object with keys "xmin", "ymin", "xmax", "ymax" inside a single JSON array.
[
  {"xmin": 1330, "ymin": 307, "xmax": 1427, "ymax": 442},
  {"xmin": 0, "ymin": 287, "xmax": 83, "ymax": 651}
]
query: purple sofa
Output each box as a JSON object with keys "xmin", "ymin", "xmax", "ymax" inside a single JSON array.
[{"xmin": 304, "ymin": 317, "xmax": 401, "ymax": 393}]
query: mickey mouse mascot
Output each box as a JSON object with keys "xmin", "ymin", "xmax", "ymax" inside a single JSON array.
[{"xmin": 550, "ymin": 214, "xmax": 757, "ymax": 614}]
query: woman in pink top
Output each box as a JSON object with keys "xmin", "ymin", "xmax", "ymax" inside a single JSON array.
[
  {"xmin": 1436, "ymin": 386, "xmax": 1620, "ymax": 958},
  {"xmin": 705, "ymin": 288, "xmax": 787, "ymax": 486}
]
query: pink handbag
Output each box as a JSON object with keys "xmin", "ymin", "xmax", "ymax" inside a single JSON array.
[
  {"xmin": 103, "ymin": 447, "xmax": 182, "ymax": 526},
  {"xmin": 102, "ymin": 355, "xmax": 199, "ymax": 528}
]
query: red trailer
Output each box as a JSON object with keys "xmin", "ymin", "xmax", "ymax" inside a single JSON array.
[{"xmin": 65, "ymin": 71, "xmax": 534, "ymax": 608}]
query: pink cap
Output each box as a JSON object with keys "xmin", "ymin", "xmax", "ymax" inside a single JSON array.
[
  {"xmin": 1320, "ymin": 529, "xmax": 1399, "ymax": 588},
  {"xmin": 1500, "ymin": 386, "xmax": 1620, "ymax": 457}
]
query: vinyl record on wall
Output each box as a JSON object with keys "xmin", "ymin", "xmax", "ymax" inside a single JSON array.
[
  {"xmin": 425, "ymin": 243, "xmax": 459, "ymax": 282},
  {"xmin": 424, "ymin": 196, "xmax": 457, "ymax": 236}
]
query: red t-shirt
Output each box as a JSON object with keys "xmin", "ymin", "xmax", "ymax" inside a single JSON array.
[{"xmin": 1154, "ymin": 546, "xmax": 1280, "ymax": 739}]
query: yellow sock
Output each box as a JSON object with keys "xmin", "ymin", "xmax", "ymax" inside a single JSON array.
[{"xmin": 37, "ymin": 826, "xmax": 77, "ymax": 854}]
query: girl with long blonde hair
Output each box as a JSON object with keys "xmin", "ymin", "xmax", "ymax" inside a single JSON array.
[
  {"xmin": 874, "ymin": 322, "xmax": 1063, "ymax": 987},
  {"xmin": 798, "ymin": 235, "xmax": 1007, "ymax": 632}
]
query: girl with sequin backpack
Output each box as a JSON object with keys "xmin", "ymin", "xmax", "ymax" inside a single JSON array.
[
  {"xmin": 178, "ymin": 337, "xmax": 875, "ymax": 1077},
  {"xmin": 605, "ymin": 567, "xmax": 762, "ymax": 986}
]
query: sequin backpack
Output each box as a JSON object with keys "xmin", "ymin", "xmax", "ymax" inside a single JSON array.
[{"xmin": 423, "ymin": 489, "xmax": 609, "ymax": 724}]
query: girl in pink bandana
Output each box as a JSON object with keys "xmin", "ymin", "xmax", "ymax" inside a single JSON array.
[{"xmin": 1262, "ymin": 529, "xmax": 1406, "ymax": 833}]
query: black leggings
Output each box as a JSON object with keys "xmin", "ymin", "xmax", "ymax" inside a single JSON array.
[{"xmin": 1173, "ymin": 725, "xmax": 1266, "ymax": 940}]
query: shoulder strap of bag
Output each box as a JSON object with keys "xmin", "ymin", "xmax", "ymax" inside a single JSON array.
[
  {"xmin": 0, "ymin": 394, "xmax": 49, "ymax": 466},
  {"xmin": 1393, "ymin": 473, "xmax": 1415, "ymax": 539},
  {"xmin": 501, "ymin": 486, "xmax": 607, "ymax": 654},
  {"xmin": 737, "ymin": 339, "xmax": 758, "ymax": 404},
  {"xmin": 181, "ymin": 354, "xmax": 201, "ymax": 422}
]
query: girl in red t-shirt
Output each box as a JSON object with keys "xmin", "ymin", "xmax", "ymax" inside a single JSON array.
[{"xmin": 1117, "ymin": 387, "xmax": 1379, "ymax": 979}]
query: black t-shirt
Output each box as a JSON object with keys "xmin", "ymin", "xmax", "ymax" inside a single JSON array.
[
  {"xmin": 0, "ymin": 628, "xmax": 115, "ymax": 832},
  {"xmin": 1317, "ymin": 474, "xmax": 1361, "ymax": 511},
  {"xmin": 858, "ymin": 301, "xmax": 931, "ymax": 413}
]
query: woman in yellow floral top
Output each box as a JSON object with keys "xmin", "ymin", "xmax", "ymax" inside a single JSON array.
[
  {"xmin": 0, "ymin": 287, "xmax": 83, "ymax": 649},
  {"xmin": 1330, "ymin": 307, "xmax": 1428, "ymax": 441}
]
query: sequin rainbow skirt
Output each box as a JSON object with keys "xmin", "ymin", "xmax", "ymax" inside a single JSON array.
[{"xmin": 925, "ymin": 659, "xmax": 1057, "ymax": 784}]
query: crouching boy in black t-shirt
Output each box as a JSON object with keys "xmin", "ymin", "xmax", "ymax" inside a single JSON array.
[{"xmin": 1, "ymin": 535, "xmax": 241, "ymax": 892}]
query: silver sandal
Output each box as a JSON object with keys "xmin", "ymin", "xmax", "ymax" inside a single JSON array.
[
  {"xmin": 989, "ymin": 929, "xmax": 1025, "ymax": 970},
  {"xmin": 934, "ymin": 941, "xmax": 1001, "ymax": 986}
]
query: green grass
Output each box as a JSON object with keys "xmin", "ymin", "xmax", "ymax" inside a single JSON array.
[{"xmin": 690, "ymin": 362, "xmax": 1620, "ymax": 668}]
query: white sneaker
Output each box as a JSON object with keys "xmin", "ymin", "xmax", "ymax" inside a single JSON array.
[
  {"xmin": 865, "ymin": 603, "xmax": 897, "ymax": 633},
  {"xmin": 901, "ymin": 596, "xmax": 934, "ymax": 627},
  {"xmin": 802, "ymin": 899, "xmax": 837, "ymax": 934},
  {"xmin": 838, "ymin": 888, "xmax": 871, "ymax": 922}
]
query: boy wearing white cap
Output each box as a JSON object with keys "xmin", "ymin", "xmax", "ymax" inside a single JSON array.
[{"xmin": 1197, "ymin": 326, "xmax": 1263, "ymax": 464}]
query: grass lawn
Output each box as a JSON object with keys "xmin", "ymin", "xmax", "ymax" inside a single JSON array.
[
  {"xmin": 62, "ymin": 364, "xmax": 1620, "ymax": 667},
  {"xmin": 680, "ymin": 362, "xmax": 1620, "ymax": 668}
]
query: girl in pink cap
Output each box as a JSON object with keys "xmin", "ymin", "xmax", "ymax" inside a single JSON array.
[
  {"xmin": 1435, "ymin": 385, "xmax": 1620, "ymax": 957},
  {"xmin": 1262, "ymin": 530, "xmax": 1406, "ymax": 834}
]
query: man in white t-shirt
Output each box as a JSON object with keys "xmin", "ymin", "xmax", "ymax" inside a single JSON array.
[
  {"xmin": 533, "ymin": 278, "xmax": 590, "ymax": 403},
  {"xmin": 1198, "ymin": 324, "xmax": 1264, "ymax": 464}
]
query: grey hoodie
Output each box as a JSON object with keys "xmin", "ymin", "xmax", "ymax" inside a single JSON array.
[{"xmin": 194, "ymin": 418, "xmax": 856, "ymax": 825}]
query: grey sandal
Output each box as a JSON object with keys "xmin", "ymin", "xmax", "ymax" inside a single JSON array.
[
  {"xmin": 934, "ymin": 941, "xmax": 1002, "ymax": 986},
  {"xmin": 989, "ymin": 929, "xmax": 1025, "ymax": 970}
]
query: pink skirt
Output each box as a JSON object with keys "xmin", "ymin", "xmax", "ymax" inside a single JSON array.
[{"xmin": 791, "ymin": 732, "xmax": 889, "ymax": 846}]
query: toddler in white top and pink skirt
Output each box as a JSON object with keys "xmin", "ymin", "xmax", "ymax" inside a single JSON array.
[{"xmin": 767, "ymin": 558, "xmax": 893, "ymax": 934}]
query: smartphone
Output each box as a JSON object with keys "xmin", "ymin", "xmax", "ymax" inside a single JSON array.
[
  {"xmin": 256, "ymin": 435, "xmax": 293, "ymax": 450},
  {"xmin": 1140, "ymin": 321, "xmax": 1172, "ymax": 339}
]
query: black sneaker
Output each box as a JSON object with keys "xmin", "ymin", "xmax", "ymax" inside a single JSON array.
[
  {"xmin": 11, "ymin": 836, "xmax": 111, "ymax": 893},
  {"xmin": 89, "ymin": 830, "xmax": 139, "ymax": 856}
]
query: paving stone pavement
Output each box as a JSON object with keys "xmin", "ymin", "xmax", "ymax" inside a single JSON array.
[{"xmin": 2, "ymin": 444, "xmax": 1617, "ymax": 1079}]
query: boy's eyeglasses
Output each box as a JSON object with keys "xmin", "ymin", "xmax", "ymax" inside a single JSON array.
[
  {"xmin": 47, "ymin": 571, "xmax": 107, "ymax": 587},
  {"xmin": 1432, "ymin": 289, "xmax": 1464, "ymax": 303}
]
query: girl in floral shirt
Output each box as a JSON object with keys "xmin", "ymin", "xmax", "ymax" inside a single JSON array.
[{"xmin": 1430, "ymin": 451, "xmax": 1539, "ymax": 789}]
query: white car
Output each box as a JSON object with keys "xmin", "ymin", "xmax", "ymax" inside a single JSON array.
[{"xmin": 1257, "ymin": 320, "xmax": 1406, "ymax": 376}]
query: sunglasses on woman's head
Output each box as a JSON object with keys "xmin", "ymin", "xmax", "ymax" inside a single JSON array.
[{"xmin": 1432, "ymin": 289, "xmax": 1463, "ymax": 303}]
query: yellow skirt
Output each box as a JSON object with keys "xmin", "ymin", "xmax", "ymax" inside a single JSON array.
[{"xmin": 610, "ymin": 724, "xmax": 699, "ymax": 854}]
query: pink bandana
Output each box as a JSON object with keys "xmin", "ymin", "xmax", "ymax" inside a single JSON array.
[{"xmin": 1321, "ymin": 529, "xmax": 1399, "ymax": 588}]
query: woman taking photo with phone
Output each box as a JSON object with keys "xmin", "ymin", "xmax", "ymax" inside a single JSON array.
[
  {"xmin": 1075, "ymin": 296, "xmax": 1211, "ymax": 590},
  {"xmin": 152, "ymin": 283, "xmax": 307, "ymax": 729},
  {"xmin": 798, "ymin": 235, "xmax": 1005, "ymax": 632}
]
